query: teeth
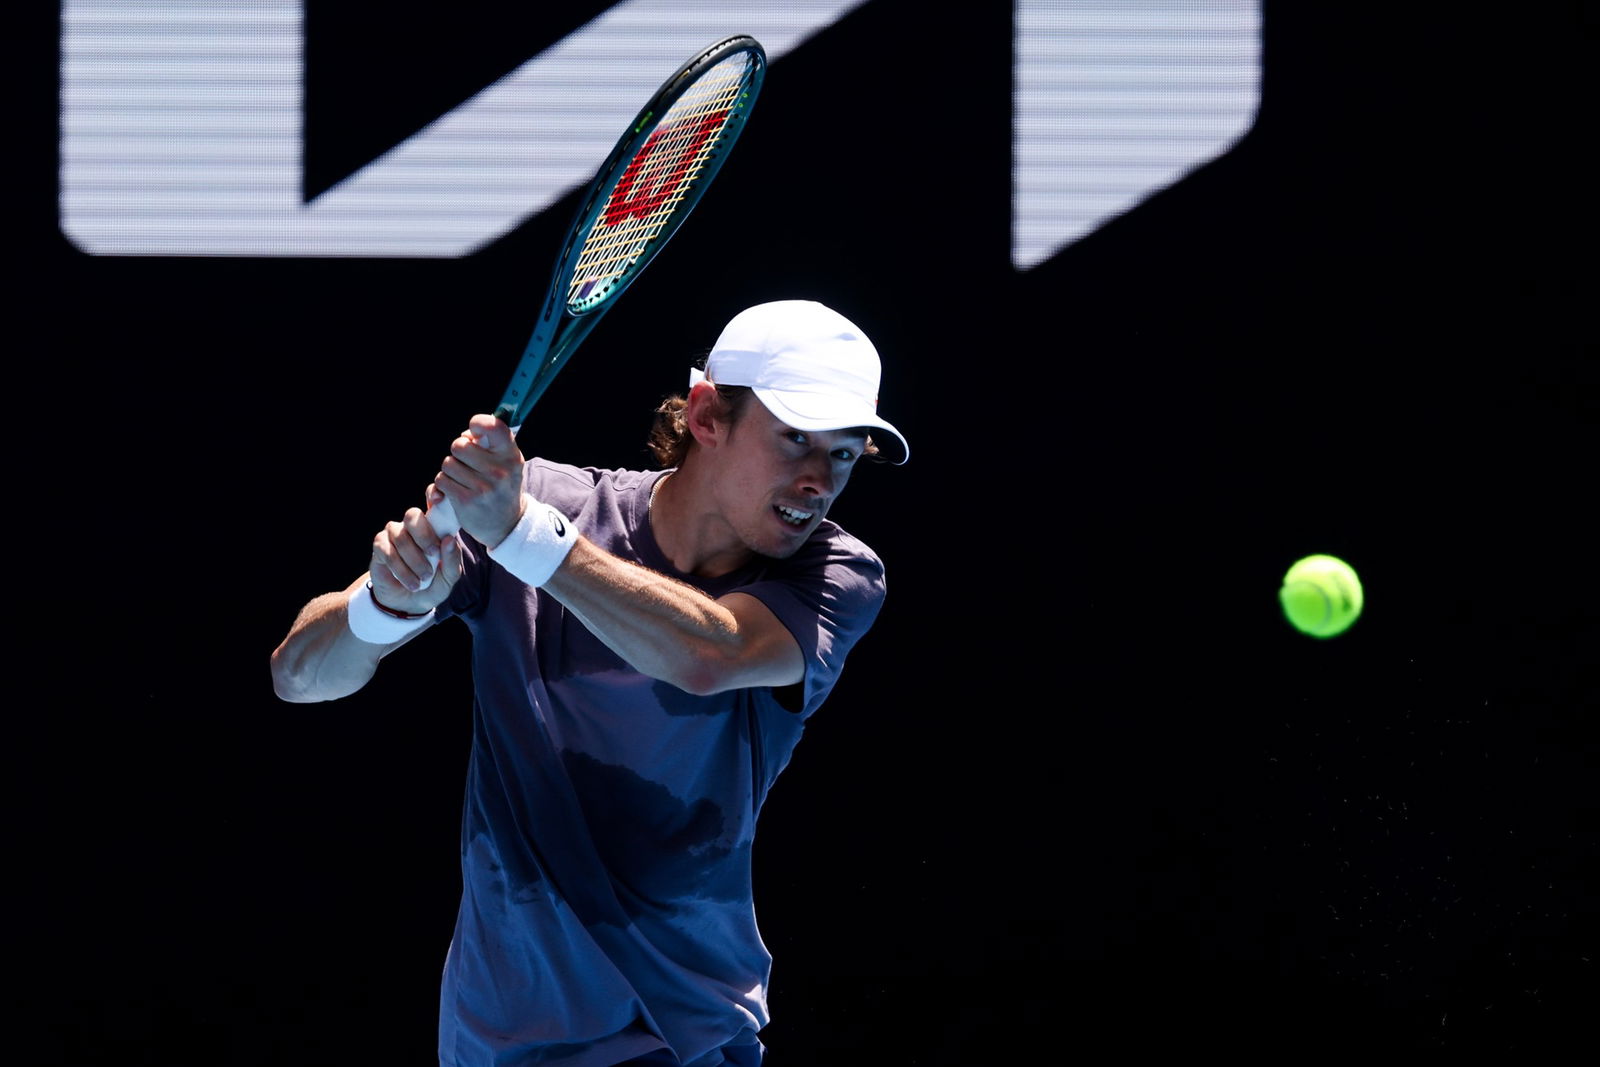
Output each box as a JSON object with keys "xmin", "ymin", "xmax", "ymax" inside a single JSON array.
[{"xmin": 776, "ymin": 505, "xmax": 813, "ymax": 525}]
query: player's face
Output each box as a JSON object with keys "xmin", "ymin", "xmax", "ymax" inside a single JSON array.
[{"xmin": 713, "ymin": 402, "xmax": 867, "ymax": 559}]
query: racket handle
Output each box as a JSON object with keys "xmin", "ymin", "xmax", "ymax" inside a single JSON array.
[
  {"xmin": 428, "ymin": 419, "xmax": 505, "ymax": 542},
  {"xmin": 412, "ymin": 497, "xmax": 460, "ymax": 592},
  {"xmin": 427, "ymin": 497, "xmax": 461, "ymax": 539}
]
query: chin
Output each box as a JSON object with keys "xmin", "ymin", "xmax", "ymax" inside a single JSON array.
[{"xmin": 751, "ymin": 529, "xmax": 809, "ymax": 560}]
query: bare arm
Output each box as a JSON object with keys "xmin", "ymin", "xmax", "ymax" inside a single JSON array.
[
  {"xmin": 270, "ymin": 574, "xmax": 415, "ymax": 702},
  {"xmin": 435, "ymin": 414, "xmax": 803, "ymax": 697},
  {"xmin": 270, "ymin": 497, "xmax": 462, "ymax": 703},
  {"xmin": 545, "ymin": 539, "xmax": 803, "ymax": 696}
]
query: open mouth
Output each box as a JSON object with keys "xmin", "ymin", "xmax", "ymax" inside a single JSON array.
[{"xmin": 775, "ymin": 504, "xmax": 813, "ymax": 527}]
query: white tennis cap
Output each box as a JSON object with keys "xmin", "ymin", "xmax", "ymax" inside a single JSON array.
[{"xmin": 697, "ymin": 300, "xmax": 910, "ymax": 464}]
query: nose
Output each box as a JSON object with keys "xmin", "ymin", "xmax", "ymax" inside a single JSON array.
[{"xmin": 796, "ymin": 452, "xmax": 837, "ymax": 498}]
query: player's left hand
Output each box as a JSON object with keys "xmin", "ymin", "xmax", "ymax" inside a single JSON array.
[
  {"xmin": 370, "ymin": 487, "xmax": 462, "ymax": 613},
  {"xmin": 435, "ymin": 413, "xmax": 527, "ymax": 548}
]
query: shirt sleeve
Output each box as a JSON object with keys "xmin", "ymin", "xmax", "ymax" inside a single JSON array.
[{"xmin": 735, "ymin": 525, "xmax": 887, "ymax": 719}]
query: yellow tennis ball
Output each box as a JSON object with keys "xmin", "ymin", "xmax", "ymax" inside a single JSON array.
[{"xmin": 1279, "ymin": 554, "xmax": 1364, "ymax": 638}]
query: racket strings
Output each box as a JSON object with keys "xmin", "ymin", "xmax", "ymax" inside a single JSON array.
[{"xmin": 567, "ymin": 53, "xmax": 754, "ymax": 307}]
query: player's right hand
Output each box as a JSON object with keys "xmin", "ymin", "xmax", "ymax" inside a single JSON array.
[{"xmin": 435, "ymin": 414, "xmax": 527, "ymax": 549}]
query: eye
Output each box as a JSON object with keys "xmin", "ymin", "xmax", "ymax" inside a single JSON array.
[{"xmin": 831, "ymin": 447, "xmax": 858, "ymax": 463}]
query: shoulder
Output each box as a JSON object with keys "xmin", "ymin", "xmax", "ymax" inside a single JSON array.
[
  {"xmin": 796, "ymin": 520, "xmax": 884, "ymax": 583},
  {"xmin": 522, "ymin": 461, "xmax": 671, "ymax": 559},
  {"xmin": 752, "ymin": 519, "xmax": 887, "ymax": 615},
  {"xmin": 523, "ymin": 459, "xmax": 653, "ymax": 508},
  {"xmin": 738, "ymin": 521, "xmax": 888, "ymax": 717}
]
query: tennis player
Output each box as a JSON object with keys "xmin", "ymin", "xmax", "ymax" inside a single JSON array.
[{"xmin": 271, "ymin": 300, "xmax": 909, "ymax": 1067}]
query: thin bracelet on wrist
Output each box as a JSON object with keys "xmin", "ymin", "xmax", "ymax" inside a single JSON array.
[{"xmin": 366, "ymin": 581, "xmax": 432, "ymax": 620}]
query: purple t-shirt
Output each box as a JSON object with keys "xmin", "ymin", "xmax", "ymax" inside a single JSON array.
[{"xmin": 433, "ymin": 460, "xmax": 886, "ymax": 1067}]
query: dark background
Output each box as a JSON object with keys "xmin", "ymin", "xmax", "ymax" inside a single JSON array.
[{"xmin": 20, "ymin": 2, "xmax": 1593, "ymax": 1063}]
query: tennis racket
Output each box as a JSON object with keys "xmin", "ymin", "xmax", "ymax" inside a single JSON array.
[{"xmin": 427, "ymin": 34, "xmax": 766, "ymax": 541}]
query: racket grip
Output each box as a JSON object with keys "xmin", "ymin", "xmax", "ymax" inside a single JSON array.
[
  {"xmin": 427, "ymin": 497, "xmax": 461, "ymax": 539},
  {"xmin": 417, "ymin": 497, "xmax": 461, "ymax": 591}
]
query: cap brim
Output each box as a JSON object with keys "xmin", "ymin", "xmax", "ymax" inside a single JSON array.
[{"xmin": 753, "ymin": 387, "xmax": 910, "ymax": 464}]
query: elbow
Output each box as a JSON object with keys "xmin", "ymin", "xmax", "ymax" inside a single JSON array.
[
  {"xmin": 670, "ymin": 656, "xmax": 727, "ymax": 697},
  {"xmin": 674, "ymin": 673, "xmax": 725, "ymax": 698},
  {"xmin": 270, "ymin": 651, "xmax": 308, "ymax": 702},
  {"xmin": 662, "ymin": 642, "xmax": 739, "ymax": 697},
  {"xmin": 667, "ymin": 640, "xmax": 781, "ymax": 697},
  {"xmin": 658, "ymin": 621, "xmax": 803, "ymax": 696},
  {"xmin": 270, "ymin": 644, "xmax": 323, "ymax": 703}
]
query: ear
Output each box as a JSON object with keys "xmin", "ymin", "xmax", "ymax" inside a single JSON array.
[{"xmin": 684, "ymin": 382, "xmax": 729, "ymax": 450}]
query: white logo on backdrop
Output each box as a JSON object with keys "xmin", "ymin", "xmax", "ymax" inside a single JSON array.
[
  {"xmin": 1013, "ymin": 1, "xmax": 1259, "ymax": 268},
  {"xmin": 59, "ymin": 0, "xmax": 1259, "ymax": 266}
]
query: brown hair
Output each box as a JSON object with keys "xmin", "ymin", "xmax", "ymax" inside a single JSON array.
[
  {"xmin": 647, "ymin": 384, "xmax": 754, "ymax": 468},
  {"xmin": 646, "ymin": 382, "xmax": 882, "ymax": 469}
]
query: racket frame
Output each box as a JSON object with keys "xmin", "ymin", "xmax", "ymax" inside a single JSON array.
[{"xmin": 494, "ymin": 34, "xmax": 767, "ymax": 433}]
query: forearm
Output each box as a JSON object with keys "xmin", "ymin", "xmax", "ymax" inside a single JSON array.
[
  {"xmin": 543, "ymin": 538, "xmax": 800, "ymax": 695},
  {"xmin": 270, "ymin": 577, "xmax": 409, "ymax": 702}
]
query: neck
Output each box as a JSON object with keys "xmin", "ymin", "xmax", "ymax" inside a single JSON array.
[{"xmin": 650, "ymin": 459, "xmax": 752, "ymax": 579}]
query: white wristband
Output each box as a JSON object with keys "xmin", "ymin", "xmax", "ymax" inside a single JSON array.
[
  {"xmin": 346, "ymin": 583, "xmax": 435, "ymax": 644},
  {"xmin": 487, "ymin": 494, "xmax": 577, "ymax": 587}
]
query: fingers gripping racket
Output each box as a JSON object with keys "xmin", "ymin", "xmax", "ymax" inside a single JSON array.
[{"xmin": 427, "ymin": 35, "xmax": 766, "ymax": 542}]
